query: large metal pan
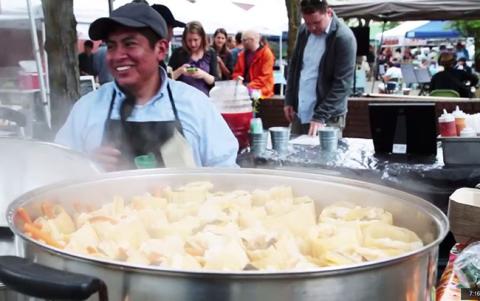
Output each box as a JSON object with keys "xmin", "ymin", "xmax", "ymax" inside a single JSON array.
[
  {"xmin": 0, "ymin": 138, "xmax": 101, "ymax": 300},
  {"xmin": 0, "ymin": 168, "xmax": 448, "ymax": 301}
]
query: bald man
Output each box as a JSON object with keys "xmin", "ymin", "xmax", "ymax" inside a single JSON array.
[{"xmin": 232, "ymin": 30, "xmax": 275, "ymax": 98}]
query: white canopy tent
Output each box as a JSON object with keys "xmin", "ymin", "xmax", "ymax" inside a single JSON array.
[
  {"xmin": 0, "ymin": 0, "xmax": 111, "ymax": 127},
  {"xmin": 374, "ymin": 21, "xmax": 428, "ymax": 46},
  {"xmin": 0, "ymin": 0, "xmax": 109, "ymax": 38},
  {"xmin": 0, "ymin": 0, "xmax": 290, "ymax": 115},
  {"xmin": 112, "ymin": 0, "xmax": 288, "ymax": 35},
  {"xmin": 112, "ymin": 0, "xmax": 288, "ymax": 94}
]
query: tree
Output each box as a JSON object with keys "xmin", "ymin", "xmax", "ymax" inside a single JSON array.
[
  {"xmin": 383, "ymin": 21, "xmax": 400, "ymax": 31},
  {"xmin": 284, "ymin": 0, "xmax": 301, "ymax": 60},
  {"xmin": 42, "ymin": 0, "xmax": 79, "ymax": 134},
  {"xmin": 283, "ymin": 0, "xmax": 397, "ymax": 59},
  {"xmin": 452, "ymin": 20, "xmax": 480, "ymax": 57}
]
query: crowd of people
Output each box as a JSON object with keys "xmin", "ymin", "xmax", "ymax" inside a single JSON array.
[
  {"xmin": 62, "ymin": 0, "xmax": 364, "ymax": 171},
  {"xmin": 363, "ymin": 41, "xmax": 479, "ymax": 97},
  {"xmin": 78, "ymin": 5, "xmax": 275, "ymax": 99}
]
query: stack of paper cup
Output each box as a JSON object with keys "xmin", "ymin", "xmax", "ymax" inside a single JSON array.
[
  {"xmin": 249, "ymin": 131, "xmax": 268, "ymax": 156},
  {"xmin": 269, "ymin": 127, "xmax": 290, "ymax": 154},
  {"xmin": 319, "ymin": 127, "xmax": 338, "ymax": 152},
  {"xmin": 250, "ymin": 118, "xmax": 263, "ymax": 134}
]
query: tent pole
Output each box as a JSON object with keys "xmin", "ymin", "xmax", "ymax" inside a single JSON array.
[
  {"xmin": 42, "ymin": 21, "xmax": 50, "ymax": 106},
  {"xmin": 108, "ymin": 0, "xmax": 113, "ymax": 15},
  {"xmin": 26, "ymin": 0, "xmax": 51, "ymax": 128}
]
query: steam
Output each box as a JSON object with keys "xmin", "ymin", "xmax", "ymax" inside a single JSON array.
[{"xmin": 0, "ymin": 138, "xmax": 101, "ymax": 226}]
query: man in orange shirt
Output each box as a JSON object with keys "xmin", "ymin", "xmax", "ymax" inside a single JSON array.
[{"xmin": 232, "ymin": 30, "xmax": 274, "ymax": 98}]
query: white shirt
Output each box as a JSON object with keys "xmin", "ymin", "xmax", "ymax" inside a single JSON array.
[
  {"xmin": 297, "ymin": 19, "xmax": 332, "ymax": 124},
  {"xmin": 384, "ymin": 66, "xmax": 403, "ymax": 80}
]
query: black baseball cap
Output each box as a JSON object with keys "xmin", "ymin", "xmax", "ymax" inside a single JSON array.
[
  {"xmin": 151, "ymin": 4, "xmax": 185, "ymax": 28},
  {"xmin": 89, "ymin": 2, "xmax": 167, "ymax": 41}
]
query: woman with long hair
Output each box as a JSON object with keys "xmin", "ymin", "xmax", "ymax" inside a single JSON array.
[
  {"xmin": 212, "ymin": 28, "xmax": 233, "ymax": 80},
  {"xmin": 169, "ymin": 21, "xmax": 218, "ymax": 95}
]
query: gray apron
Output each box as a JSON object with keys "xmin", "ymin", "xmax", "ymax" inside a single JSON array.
[{"xmin": 102, "ymin": 84, "xmax": 184, "ymax": 169}]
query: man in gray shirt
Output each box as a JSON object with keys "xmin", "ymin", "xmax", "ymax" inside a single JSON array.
[
  {"xmin": 284, "ymin": 0, "xmax": 356, "ymax": 136},
  {"xmin": 92, "ymin": 42, "xmax": 113, "ymax": 85}
]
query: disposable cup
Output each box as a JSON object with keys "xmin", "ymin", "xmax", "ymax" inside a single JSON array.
[
  {"xmin": 250, "ymin": 131, "xmax": 268, "ymax": 156},
  {"xmin": 318, "ymin": 127, "xmax": 338, "ymax": 152},
  {"xmin": 134, "ymin": 153, "xmax": 158, "ymax": 169},
  {"xmin": 269, "ymin": 127, "xmax": 290, "ymax": 154}
]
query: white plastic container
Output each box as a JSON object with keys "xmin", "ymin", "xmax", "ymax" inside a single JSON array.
[
  {"xmin": 209, "ymin": 80, "xmax": 253, "ymax": 149},
  {"xmin": 460, "ymin": 127, "xmax": 476, "ymax": 137},
  {"xmin": 209, "ymin": 80, "xmax": 252, "ymax": 113}
]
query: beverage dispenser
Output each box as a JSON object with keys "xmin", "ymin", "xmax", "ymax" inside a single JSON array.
[{"xmin": 210, "ymin": 80, "xmax": 253, "ymax": 150}]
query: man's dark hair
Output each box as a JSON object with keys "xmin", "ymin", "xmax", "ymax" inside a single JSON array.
[
  {"xmin": 235, "ymin": 32, "xmax": 242, "ymax": 44},
  {"xmin": 137, "ymin": 27, "xmax": 161, "ymax": 48},
  {"xmin": 300, "ymin": 0, "xmax": 328, "ymax": 14},
  {"xmin": 84, "ymin": 40, "xmax": 94, "ymax": 48}
]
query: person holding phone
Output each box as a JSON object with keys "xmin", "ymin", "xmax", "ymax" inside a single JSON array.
[{"xmin": 169, "ymin": 21, "xmax": 218, "ymax": 96}]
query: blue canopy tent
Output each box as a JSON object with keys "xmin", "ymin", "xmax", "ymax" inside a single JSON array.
[{"xmin": 405, "ymin": 21, "xmax": 460, "ymax": 39}]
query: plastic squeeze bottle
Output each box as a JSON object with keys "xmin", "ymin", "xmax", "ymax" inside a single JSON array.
[
  {"xmin": 438, "ymin": 109, "xmax": 457, "ymax": 137},
  {"xmin": 452, "ymin": 106, "xmax": 467, "ymax": 136},
  {"xmin": 460, "ymin": 127, "xmax": 476, "ymax": 137}
]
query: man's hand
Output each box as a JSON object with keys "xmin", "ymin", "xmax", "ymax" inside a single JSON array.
[
  {"xmin": 90, "ymin": 146, "xmax": 121, "ymax": 172},
  {"xmin": 308, "ymin": 120, "xmax": 325, "ymax": 136},
  {"xmin": 283, "ymin": 105, "xmax": 295, "ymax": 123}
]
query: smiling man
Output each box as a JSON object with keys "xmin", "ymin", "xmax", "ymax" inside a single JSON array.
[
  {"xmin": 284, "ymin": 0, "xmax": 356, "ymax": 137},
  {"xmin": 55, "ymin": 3, "xmax": 238, "ymax": 170}
]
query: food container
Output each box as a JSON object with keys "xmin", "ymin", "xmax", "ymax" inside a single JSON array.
[
  {"xmin": 448, "ymin": 187, "xmax": 480, "ymax": 243},
  {"xmin": 210, "ymin": 80, "xmax": 253, "ymax": 150},
  {"xmin": 0, "ymin": 169, "xmax": 448, "ymax": 301},
  {"xmin": 439, "ymin": 136, "xmax": 480, "ymax": 166}
]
